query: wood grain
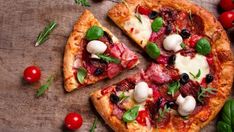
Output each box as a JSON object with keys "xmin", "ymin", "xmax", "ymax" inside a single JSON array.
[{"xmin": 0, "ymin": 0, "xmax": 233, "ymax": 132}]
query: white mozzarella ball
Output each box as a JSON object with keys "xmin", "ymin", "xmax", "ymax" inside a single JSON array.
[
  {"xmin": 163, "ymin": 34, "xmax": 183, "ymax": 52},
  {"xmin": 176, "ymin": 95, "xmax": 196, "ymax": 116},
  {"xmin": 134, "ymin": 82, "xmax": 149, "ymax": 103},
  {"xmin": 86, "ymin": 40, "xmax": 107, "ymax": 54}
]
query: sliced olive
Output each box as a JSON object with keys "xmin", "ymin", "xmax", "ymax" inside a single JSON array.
[
  {"xmin": 206, "ymin": 74, "xmax": 213, "ymax": 83},
  {"xmin": 94, "ymin": 68, "xmax": 104, "ymax": 76},
  {"xmin": 180, "ymin": 29, "xmax": 191, "ymax": 39},
  {"xmin": 180, "ymin": 73, "xmax": 190, "ymax": 85},
  {"xmin": 166, "ymin": 101, "xmax": 175, "ymax": 108},
  {"xmin": 149, "ymin": 11, "xmax": 158, "ymax": 19},
  {"xmin": 110, "ymin": 94, "xmax": 120, "ymax": 104},
  {"xmin": 165, "ymin": 24, "xmax": 172, "ymax": 35},
  {"xmin": 168, "ymin": 55, "xmax": 176, "ymax": 65}
]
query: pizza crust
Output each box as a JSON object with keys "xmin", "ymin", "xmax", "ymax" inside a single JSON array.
[
  {"xmin": 63, "ymin": 10, "xmax": 119, "ymax": 92},
  {"xmin": 106, "ymin": 0, "xmax": 234, "ymax": 131}
]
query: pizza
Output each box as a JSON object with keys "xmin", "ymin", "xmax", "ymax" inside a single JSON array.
[
  {"xmin": 90, "ymin": 0, "xmax": 234, "ymax": 131},
  {"xmin": 63, "ymin": 10, "xmax": 139, "ymax": 92}
]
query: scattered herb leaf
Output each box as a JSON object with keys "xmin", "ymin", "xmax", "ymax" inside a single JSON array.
[
  {"xmin": 75, "ymin": 0, "xmax": 90, "ymax": 7},
  {"xmin": 77, "ymin": 67, "xmax": 87, "ymax": 84},
  {"xmin": 36, "ymin": 75, "xmax": 54, "ymax": 97},
  {"xmin": 123, "ymin": 106, "xmax": 140, "ymax": 122},
  {"xmin": 197, "ymin": 87, "xmax": 217, "ymax": 103},
  {"xmin": 167, "ymin": 81, "xmax": 180, "ymax": 97},
  {"xmin": 180, "ymin": 43, "xmax": 186, "ymax": 49},
  {"xmin": 118, "ymin": 92, "xmax": 129, "ymax": 103},
  {"xmin": 35, "ymin": 21, "xmax": 57, "ymax": 46},
  {"xmin": 135, "ymin": 13, "xmax": 142, "ymax": 23},
  {"xmin": 89, "ymin": 117, "xmax": 98, "ymax": 132},
  {"xmin": 189, "ymin": 69, "xmax": 201, "ymax": 79},
  {"xmin": 158, "ymin": 105, "xmax": 170, "ymax": 122},
  {"xmin": 97, "ymin": 54, "xmax": 120, "ymax": 64}
]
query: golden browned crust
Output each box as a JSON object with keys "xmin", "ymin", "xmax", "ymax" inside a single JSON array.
[
  {"xmin": 63, "ymin": 10, "xmax": 119, "ymax": 92},
  {"xmin": 106, "ymin": 0, "xmax": 234, "ymax": 131}
]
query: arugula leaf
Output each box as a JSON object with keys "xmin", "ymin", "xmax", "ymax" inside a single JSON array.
[
  {"xmin": 97, "ymin": 54, "xmax": 120, "ymax": 64},
  {"xmin": 197, "ymin": 87, "xmax": 217, "ymax": 103},
  {"xmin": 35, "ymin": 21, "xmax": 57, "ymax": 46},
  {"xmin": 36, "ymin": 76, "xmax": 54, "ymax": 97},
  {"xmin": 89, "ymin": 117, "xmax": 98, "ymax": 132},
  {"xmin": 158, "ymin": 105, "xmax": 170, "ymax": 122},
  {"xmin": 135, "ymin": 13, "xmax": 142, "ymax": 23},
  {"xmin": 75, "ymin": 0, "xmax": 90, "ymax": 7},
  {"xmin": 77, "ymin": 67, "xmax": 87, "ymax": 84},
  {"xmin": 118, "ymin": 92, "xmax": 129, "ymax": 103},
  {"xmin": 123, "ymin": 106, "xmax": 140, "ymax": 122},
  {"xmin": 167, "ymin": 81, "xmax": 180, "ymax": 97},
  {"xmin": 189, "ymin": 69, "xmax": 201, "ymax": 79},
  {"xmin": 180, "ymin": 43, "xmax": 186, "ymax": 49}
]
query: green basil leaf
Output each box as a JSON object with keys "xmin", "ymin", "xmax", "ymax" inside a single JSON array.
[
  {"xmin": 145, "ymin": 42, "xmax": 160, "ymax": 59},
  {"xmin": 180, "ymin": 43, "xmax": 186, "ymax": 49},
  {"xmin": 123, "ymin": 106, "xmax": 140, "ymax": 122},
  {"xmin": 36, "ymin": 76, "xmax": 54, "ymax": 97},
  {"xmin": 77, "ymin": 67, "xmax": 87, "ymax": 84},
  {"xmin": 86, "ymin": 26, "xmax": 104, "ymax": 40},
  {"xmin": 195, "ymin": 38, "xmax": 211, "ymax": 55},
  {"xmin": 97, "ymin": 54, "xmax": 120, "ymax": 64},
  {"xmin": 167, "ymin": 81, "xmax": 180, "ymax": 97},
  {"xmin": 221, "ymin": 99, "xmax": 234, "ymax": 130},
  {"xmin": 151, "ymin": 17, "xmax": 163, "ymax": 32},
  {"xmin": 217, "ymin": 121, "xmax": 232, "ymax": 132}
]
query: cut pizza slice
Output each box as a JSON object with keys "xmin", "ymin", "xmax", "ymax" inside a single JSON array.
[{"xmin": 63, "ymin": 10, "xmax": 139, "ymax": 92}]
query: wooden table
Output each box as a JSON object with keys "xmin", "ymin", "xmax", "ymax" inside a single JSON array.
[{"xmin": 0, "ymin": 0, "xmax": 233, "ymax": 131}]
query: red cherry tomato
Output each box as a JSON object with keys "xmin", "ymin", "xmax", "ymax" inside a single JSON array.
[
  {"xmin": 136, "ymin": 110, "xmax": 149, "ymax": 126},
  {"xmin": 219, "ymin": 0, "xmax": 234, "ymax": 11},
  {"xmin": 64, "ymin": 112, "xmax": 83, "ymax": 130},
  {"xmin": 188, "ymin": 35, "xmax": 202, "ymax": 48},
  {"xmin": 23, "ymin": 66, "xmax": 41, "ymax": 83},
  {"xmin": 219, "ymin": 11, "xmax": 234, "ymax": 29},
  {"xmin": 137, "ymin": 5, "xmax": 151, "ymax": 16}
]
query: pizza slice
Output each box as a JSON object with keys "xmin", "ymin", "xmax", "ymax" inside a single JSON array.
[{"xmin": 63, "ymin": 10, "xmax": 139, "ymax": 92}]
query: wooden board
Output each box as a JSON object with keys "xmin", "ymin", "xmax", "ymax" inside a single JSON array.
[{"xmin": 0, "ymin": 0, "xmax": 233, "ymax": 131}]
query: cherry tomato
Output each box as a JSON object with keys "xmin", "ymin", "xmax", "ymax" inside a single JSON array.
[
  {"xmin": 136, "ymin": 110, "xmax": 149, "ymax": 126},
  {"xmin": 188, "ymin": 35, "xmax": 202, "ymax": 48},
  {"xmin": 219, "ymin": 0, "xmax": 234, "ymax": 11},
  {"xmin": 64, "ymin": 112, "xmax": 83, "ymax": 130},
  {"xmin": 137, "ymin": 5, "xmax": 151, "ymax": 16},
  {"xmin": 23, "ymin": 66, "xmax": 41, "ymax": 83},
  {"xmin": 219, "ymin": 11, "xmax": 234, "ymax": 29}
]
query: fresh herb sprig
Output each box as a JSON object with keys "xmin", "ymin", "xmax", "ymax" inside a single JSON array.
[
  {"xmin": 97, "ymin": 54, "xmax": 120, "ymax": 64},
  {"xmin": 189, "ymin": 69, "xmax": 201, "ymax": 79},
  {"xmin": 75, "ymin": 0, "xmax": 90, "ymax": 7},
  {"xmin": 35, "ymin": 21, "xmax": 57, "ymax": 46},
  {"xmin": 197, "ymin": 87, "xmax": 217, "ymax": 103},
  {"xmin": 90, "ymin": 117, "xmax": 98, "ymax": 132},
  {"xmin": 167, "ymin": 81, "xmax": 180, "ymax": 97},
  {"xmin": 77, "ymin": 67, "xmax": 87, "ymax": 84},
  {"xmin": 158, "ymin": 105, "xmax": 170, "ymax": 122},
  {"xmin": 36, "ymin": 75, "xmax": 54, "ymax": 97},
  {"xmin": 118, "ymin": 92, "xmax": 129, "ymax": 103}
]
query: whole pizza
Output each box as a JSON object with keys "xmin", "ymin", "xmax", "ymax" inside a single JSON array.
[{"xmin": 88, "ymin": 0, "xmax": 234, "ymax": 131}]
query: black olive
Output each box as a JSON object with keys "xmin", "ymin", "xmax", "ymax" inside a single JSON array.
[
  {"xmin": 180, "ymin": 29, "xmax": 191, "ymax": 39},
  {"xmin": 94, "ymin": 68, "xmax": 104, "ymax": 76},
  {"xmin": 165, "ymin": 24, "xmax": 172, "ymax": 35},
  {"xmin": 206, "ymin": 74, "xmax": 213, "ymax": 83},
  {"xmin": 110, "ymin": 94, "xmax": 119, "ymax": 104},
  {"xmin": 168, "ymin": 55, "xmax": 176, "ymax": 65},
  {"xmin": 149, "ymin": 11, "xmax": 158, "ymax": 19},
  {"xmin": 166, "ymin": 101, "xmax": 175, "ymax": 108},
  {"xmin": 180, "ymin": 73, "xmax": 190, "ymax": 85},
  {"xmin": 156, "ymin": 97, "xmax": 162, "ymax": 107}
]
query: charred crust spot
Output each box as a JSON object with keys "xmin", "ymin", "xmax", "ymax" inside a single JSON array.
[{"xmin": 217, "ymin": 50, "xmax": 232, "ymax": 62}]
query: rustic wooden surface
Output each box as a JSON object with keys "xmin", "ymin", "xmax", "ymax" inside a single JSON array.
[{"xmin": 0, "ymin": 0, "xmax": 233, "ymax": 132}]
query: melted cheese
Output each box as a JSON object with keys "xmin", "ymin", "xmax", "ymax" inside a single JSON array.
[
  {"xmin": 124, "ymin": 14, "xmax": 152, "ymax": 46},
  {"xmin": 175, "ymin": 53, "xmax": 210, "ymax": 83}
]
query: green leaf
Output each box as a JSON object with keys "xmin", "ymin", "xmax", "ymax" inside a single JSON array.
[
  {"xmin": 36, "ymin": 76, "xmax": 54, "ymax": 97},
  {"xmin": 220, "ymin": 99, "xmax": 234, "ymax": 131},
  {"xmin": 86, "ymin": 26, "xmax": 104, "ymax": 40},
  {"xmin": 217, "ymin": 121, "xmax": 232, "ymax": 132},
  {"xmin": 77, "ymin": 67, "xmax": 87, "ymax": 84},
  {"xmin": 197, "ymin": 87, "xmax": 217, "ymax": 103},
  {"xmin": 157, "ymin": 105, "xmax": 170, "ymax": 122},
  {"xmin": 189, "ymin": 69, "xmax": 201, "ymax": 79},
  {"xmin": 118, "ymin": 92, "xmax": 129, "ymax": 103},
  {"xmin": 167, "ymin": 81, "xmax": 180, "ymax": 97},
  {"xmin": 35, "ymin": 21, "xmax": 57, "ymax": 46},
  {"xmin": 89, "ymin": 117, "xmax": 98, "ymax": 132},
  {"xmin": 195, "ymin": 38, "xmax": 211, "ymax": 55},
  {"xmin": 145, "ymin": 42, "xmax": 160, "ymax": 59},
  {"xmin": 151, "ymin": 17, "xmax": 163, "ymax": 32},
  {"xmin": 97, "ymin": 54, "xmax": 120, "ymax": 64},
  {"xmin": 135, "ymin": 13, "xmax": 142, "ymax": 23},
  {"xmin": 75, "ymin": 0, "xmax": 90, "ymax": 7},
  {"xmin": 180, "ymin": 43, "xmax": 186, "ymax": 49},
  {"xmin": 123, "ymin": 106, "xmax": 140, "ymax": 122}
]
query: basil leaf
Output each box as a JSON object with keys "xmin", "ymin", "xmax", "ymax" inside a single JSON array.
[
  {"xmin": 75, "ymin": 0, "xmax": 90, "ymax": 7},
  {"xmin": 36, "ymin": 76, "xmax": 54, "ymax": 97},
  {"xmin": 77, "ymin": 67, "xmax": 87, "ymax": 84},
  {"xmin": 86, "ymin": 26, "xmax": 104, "ymax": 40},
  {"xmin": 151, "ymin": 17, "xmax": 163, "ymax": 32},
  {"xmin": 180, "ymin": 43, "xmax": 186, "ymax": 49},
  {"xmin": 189, "ymin": 69, "xmax": 201, "ymax": 79},
  {"xmin": 195, "ymin": 38, "xmax": 211, "ymax": 55},
  {"xmin": 217, "ymin": 121, "xmax": 232, "ymax": 132},
  {"xmin": 97, "ymin": 54, "xmax": 120, "ymax": 64},
  {"xmin": 123, "ymin": 106, "xmax": 140, "ymax": 122},
  {"xmin": 89, "ymin": 117, "xmax": 98, "ymax": 132},
  {"xmin": 167, "ymin": 81, "xmax": 180, "ymax": 97},
  {"xmin": 145, "ymin": 42, "xmax": 160, "ymax": 59}
]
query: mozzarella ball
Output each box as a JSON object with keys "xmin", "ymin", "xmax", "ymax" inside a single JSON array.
[
  {"xmin": 163, "ymin": 34, "xmax": 183, "ymax": 52},
  {"xmin": 176, "ymin": 95, "xmax": 196, "ymax": 116},
  {"xmin": 86, "ymin": 40, "xmax": 107, "ymax": 54},
  {"xmin": 134, "ymin": 82, "xmax": 149, "ymax": 103}
]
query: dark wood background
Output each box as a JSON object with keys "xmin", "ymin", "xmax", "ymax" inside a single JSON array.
[{"xmin": 0, "ymin": 0, "xmax": 233, "ymax": 132}]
